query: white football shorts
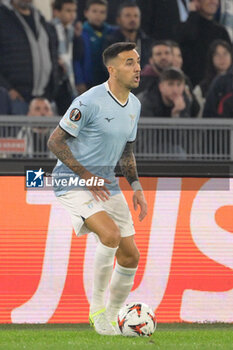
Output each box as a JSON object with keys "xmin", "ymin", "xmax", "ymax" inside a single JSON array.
[{"xmin": 57, "ymin": 190, "xmax": 135, "ymax": 237}]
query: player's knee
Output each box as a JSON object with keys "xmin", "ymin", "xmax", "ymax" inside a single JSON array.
[
  {"xmin": 120, "ymin": 249, "xmax": 140, "ymax": 268},
  {"xmin": 129, "ymin": 249, "xmax": 140, "ymax": 267},
  {"xmin": 101, "ymin": 226, "xmax": 121, "ymax": 248}
]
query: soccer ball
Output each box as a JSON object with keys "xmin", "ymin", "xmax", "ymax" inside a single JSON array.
[{"xmin": 117, "ymin": 302, "xmax": 157, "ymax": 337}]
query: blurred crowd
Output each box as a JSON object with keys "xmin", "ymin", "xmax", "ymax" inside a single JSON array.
[{"xmin": 0, "ymin": 0, "xmax": 233, "ymax": 122}]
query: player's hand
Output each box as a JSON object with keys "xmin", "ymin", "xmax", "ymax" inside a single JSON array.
[
  {"xmin": 133, "ymin": 190, "xmax": 147, "ymax": 221},
  {"xmin": 81, "ymin": 170, "xmax": 111, "ymax": 202}
]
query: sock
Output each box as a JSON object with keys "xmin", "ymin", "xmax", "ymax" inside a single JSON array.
[
  {"xmin": 106, "ymin": 262, "xmax": 137, "ymax": 323},
  {"xmin": 90, "ymin": 241, "xmax": 118, "ymax": 314}
]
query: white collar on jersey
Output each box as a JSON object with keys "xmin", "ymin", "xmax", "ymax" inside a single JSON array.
[{"xmin": 104, "ymin": 81, "xmax": 129, "ymax": 107}]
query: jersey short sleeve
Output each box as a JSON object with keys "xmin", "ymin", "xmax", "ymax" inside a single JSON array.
[
  {"xmin": 59, "ymin": 97, "xmax": 96, "ymax": 138},
  {"xmin": 127, "ymin": 98, "xmax": 141, "ymax": 142}
]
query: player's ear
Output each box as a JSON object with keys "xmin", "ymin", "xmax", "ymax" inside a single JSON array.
[{"xmin": 107, "ymin": 65, "xmax": 115, "ymax": 76}]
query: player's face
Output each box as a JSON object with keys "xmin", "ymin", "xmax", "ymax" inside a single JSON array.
[
  {"xmin": 114, "ymin": 49, "xmax": 141, "ymax": 89},
  {"xmin": 159, "ymin": 80, "xmax": 185, "ymax": 102},
  {"xmin": 84, "ymin": 4, "xmax": 107, "ymax": 27},
  {"xmin": 58, "ymin": 3, "xmax": 77, "ymax": 26},
  {"xmin": 150, "ymin": 45, "xmax": 173, "ymax": 72},
  {"xmin": 199, "ymin": 0, "xmax": 219, "ymax": 17},
  {"xmin": 172, "ymin": 47, "xmax": 183, "ymax": 69},
  {"xmin": 117, "ymin": 7, "xmax": 141, "ymax": 32},
  {"xmin": 28, "ymin": 100, "xmax": 53, "ymax": 117}
]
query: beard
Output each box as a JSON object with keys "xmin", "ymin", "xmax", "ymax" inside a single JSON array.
[
  {"xmin": 128, "ymin": 80, "xmax": 140, "ymax": 90},
  {"xmin": 126, "ymin": 28, "xmax": 137, "ymax": 33},
  {"xmin": 153, "ymin": 62, "xmax": 163, "ymax": 73},
  {"xmin": 153, "ymin": 61, "xmax": 171, "ymax": 73},
  {"xmin": 123, "ymin": 22, "xmax": 139, "ymax": 33}
]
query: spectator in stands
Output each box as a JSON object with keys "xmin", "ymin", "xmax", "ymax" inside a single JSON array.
[
  {"xmin": 194, "ymin": 39, "xmax": 233, "ymax": 117},
  {"xmin": 138, "ymin": 68, "xmax": 192, "ymax": 118},
  {"xmin": 168, "ymin": 41, "xmax": 184, "ymax": 70},
  {"xmin": 168, "ymin": 40, "xmax": 200, "ymax": 117},
  {"xmin": 136, "ymin": 0, "xmax": 187, "ymax": 41},
  {"xmin": 105, "ymin": 1, "xmax": 151, "ymax": 70},
  {"xmin": 17, "ymin": 97, "xmax": 54, "ymax": 157},
  {"xmin": 0, "ymin": 87, "xmax": 12, "ymax": 115},
  {"xmin": 52, "ymin": 0, "xmax": 78, "ymax": 114},
  {"xmin": 106, "ymin": 0, "xmax": 134, "ymax": 24},
  {"xmin": 138, "ymin": 68, "xmax": 190, "ymax": 158},
  {"xmin": 203, "ymin": 66, "xmax": 233, "ymax": 118},
  {"xmin": 177, "ymin": 0, "xmax": 231, "ymax": 86},
  {"xmin": 0, "ymin": 0, "xmax": 58, "ymax": 115},
  {"xmin": 53, "ymin": 0, "xmax": 77, "ymax": 88},
  {"xmin": 73, "ymin": 0, "xmax": 115, "ymax": 94},
  {"xmin": 135, "ymin": 41, "xmax": 173, "ymax": 95},
  {"xmin": 219, "ymin": 0, "xmax": 233, "ymax": 42}
]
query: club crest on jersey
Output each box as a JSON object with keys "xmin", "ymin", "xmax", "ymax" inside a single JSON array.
[{"xmin": 70, "ymin": 108, "xmax": 81, "ymax": 122}]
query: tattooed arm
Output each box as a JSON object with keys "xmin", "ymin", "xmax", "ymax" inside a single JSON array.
[
  {"xmin": 119, "ymin": 141, "xmax": 139, "ymax": 186},
  {"xmin": 119, "ymin": 141, "xmax": 138, "ymax": 184},
  {"xmin": 119, "ymin": 141, "xmax": 147, "ymax": 221},
  {"xmin": 48, "ymin": 125, "xmax": 86, "ymax": 176},
  {"xmin": 47, "ymin": 125, "xmax": 110, "ymax": 201}
]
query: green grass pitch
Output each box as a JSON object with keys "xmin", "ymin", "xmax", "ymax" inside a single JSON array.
[{"xmin": 0, "ymin": 323, "xmax": 232, "ymax": 350}]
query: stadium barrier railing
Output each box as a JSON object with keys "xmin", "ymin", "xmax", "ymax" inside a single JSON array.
[{"xmin": 0, "ymin": 116, "xmax": 233, "ymax": 160}]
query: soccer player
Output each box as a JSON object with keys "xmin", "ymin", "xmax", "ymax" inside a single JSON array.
[{"xmin": 48, "ymin": 42, "xmax": 147, "ymax": 335}]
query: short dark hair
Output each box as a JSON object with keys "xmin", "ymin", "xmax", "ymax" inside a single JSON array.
[
  {"xmin": 53, "ymin": 0, "xmax": 77, "ymax": 11},
  {"xmin": 103, "ymin": 42, "xmax": 136, "ymax": 66},
  {"xmin": 117, "ymin": 1, "xmax": 140, "ymax": 16},
  {"xmin": 201, "ymin": 39, "xmax": 233, "ymax": 95},
  {"xmin": 150, "ymin": 40, "xmax": 171, "ymax": 57},
  {"xmin": 159, "ymin": 68, "xmax": 185, "ymax": 83},
  {"xmin": 85, "ymin": 0, "xmax": 108, "ymax": 10},
  {"xmin": 165, "ymin": 40, "xmax": 181, "ymax": 50}
]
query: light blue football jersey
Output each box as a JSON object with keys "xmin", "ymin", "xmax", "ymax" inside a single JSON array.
[{"xmin": 53, "ymin": 82, "xmax": 141, "ymax": 196}]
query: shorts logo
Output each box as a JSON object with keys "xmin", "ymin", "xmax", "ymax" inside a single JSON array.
[
  {"xmin": 26, "ymin": 168, "xmax": 44, "ymax": 188},
  {"xmin": 70, "ymin": 108, "xmax": 81, "ymax": 122},
  {"xmin": 83, "ymin": 199, "xmax": 94, "ymax": 209}
]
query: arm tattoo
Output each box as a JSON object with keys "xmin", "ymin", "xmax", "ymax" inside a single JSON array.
[
  {"xmin": 47, "ymin": 126, "xmax": 86, "ymax": 177},
  {"xmin": 119, "ymin": 141, "xmax": 139, "ymax": 185}
]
